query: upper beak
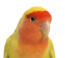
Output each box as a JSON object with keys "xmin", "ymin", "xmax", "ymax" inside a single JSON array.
[{"xmin": 40, "ymin": 21, "xmax": 50, "ymax": 38}]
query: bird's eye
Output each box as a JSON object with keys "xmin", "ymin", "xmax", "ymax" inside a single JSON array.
[{"xmin": 30, "ymin": 16, "xmax": 35, "ymax": 22}]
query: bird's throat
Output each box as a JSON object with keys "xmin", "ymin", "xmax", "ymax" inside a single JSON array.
[
  {"xmin": 18, "ymin": 28, "xmax": 48, "ymax": 44},
  {"xmin": 18, "ymin": 23, "xmax": 48, "ymax": 44}
]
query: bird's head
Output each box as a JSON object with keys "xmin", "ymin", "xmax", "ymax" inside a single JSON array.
[{"xmin": 17, "ymin": 7, "xmax": 52, "ymax": 44}]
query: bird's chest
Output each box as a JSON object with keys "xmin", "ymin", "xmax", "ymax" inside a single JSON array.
[
  {"xmin": 9, "ymin": 38, "xmax": 49, "ymax": 58},
  {"xmin": 11, "ymin": 44, "xmax": 49, "ymax": 58}
]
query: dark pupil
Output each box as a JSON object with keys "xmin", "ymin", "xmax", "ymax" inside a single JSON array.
[{"xmin": 31, "ymin": 17, "xmax": 35, "ymax": 22}]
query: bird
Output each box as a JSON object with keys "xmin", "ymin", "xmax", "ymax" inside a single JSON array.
[{"xmin": 4, "ymin": 6, "xmax": 55, "ymax": 58}]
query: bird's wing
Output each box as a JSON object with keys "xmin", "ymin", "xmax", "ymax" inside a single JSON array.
[
  {"xmin": 4, "ymin": 40, "xmax": 9, "ymax": 58},
  {"xmin": 4, "ymin": 36, "xmax": 11, "ymax": 58},
  {"xmin": 49, "ymin": 38, "xmax": 55, "ymax": 58}
]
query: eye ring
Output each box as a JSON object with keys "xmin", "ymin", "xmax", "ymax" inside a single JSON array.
[{"xmin": 30, "ymin": 16, "xmax": 35, "ymax": 22}]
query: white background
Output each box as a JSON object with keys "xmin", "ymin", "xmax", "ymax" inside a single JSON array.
[{"xmin": 0, "ymin": 0, "xmax": 65, "ymax": 58}]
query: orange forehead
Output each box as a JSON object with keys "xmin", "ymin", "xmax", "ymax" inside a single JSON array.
[{"xmin": 26, "ymin": 11, "xmax": 52, "ymax": 23}]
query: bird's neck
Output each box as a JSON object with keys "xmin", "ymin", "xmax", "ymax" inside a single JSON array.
[
  {"xmin": 18, "ymin": 25, "xmax": 48, "ymax": 44},
  {"xmin": 18, "ymin": 34, "xmax": 48, "ymax": 45}
]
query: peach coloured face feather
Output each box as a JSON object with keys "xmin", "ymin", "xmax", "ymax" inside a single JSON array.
[{"xmin": 18, "ymin": 10, "xmax": 51, "ymax": 44}]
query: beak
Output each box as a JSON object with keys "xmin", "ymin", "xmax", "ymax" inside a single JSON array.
[{"xmin": 40, "ymin": 21, "xmax": 50, "ymax": 38}]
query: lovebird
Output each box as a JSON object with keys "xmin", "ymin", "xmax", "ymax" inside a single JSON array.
[{"xmin": 4, "ymin": 7, "xmax": 55, "ymax": 58}]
